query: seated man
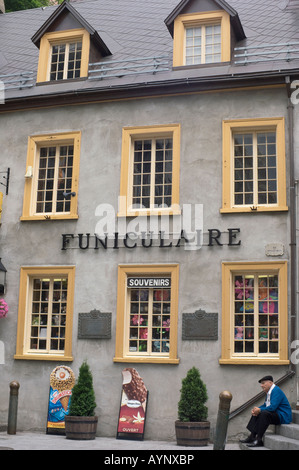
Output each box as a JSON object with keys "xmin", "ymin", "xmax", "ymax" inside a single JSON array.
[{"xmin": 240, "ymin": 375, "xmax": 292, "ymax": 447}]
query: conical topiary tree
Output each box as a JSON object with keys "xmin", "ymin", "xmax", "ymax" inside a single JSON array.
[
  {"xmin": 178, "ymin": 367, "xmax": 208, "ymax": 422},
  {"xmin": 68, "ymin": 361, "xmax": 97, "ymax": 417}
]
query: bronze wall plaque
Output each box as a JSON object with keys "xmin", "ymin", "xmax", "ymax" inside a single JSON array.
[
  {"xmin": 182, "ymin": 309, "xmax": 218, "ymax": 340},
  {"xmin": 78, "ymin": 309, "xmax": 111, "ymax": 339}
]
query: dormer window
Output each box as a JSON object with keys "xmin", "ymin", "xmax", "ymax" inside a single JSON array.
[
  {"xmin": 32, "ymin": 0, "xmax": 111, "ymax": 84},
  {"xmin": 165, "ymin": 0, "xmax": 246, "ymax": 69},
  {"xmin": 36, "ymin": 29, "xmax": 90, "ymax": 83}
]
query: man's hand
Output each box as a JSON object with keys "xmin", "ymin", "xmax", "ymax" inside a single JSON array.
[{"xmin": 251, "ymin": 407, "xmax": 261, "ymax": 416}]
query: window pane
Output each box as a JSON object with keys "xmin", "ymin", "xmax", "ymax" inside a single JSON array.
[
  {"xmin": 233, "ymin": 131, "xmax": 277, "ymax": 207},
  {"xmin": 36, "ymin": 147, "xmax": 56, "ymax": 213},
  {"xmin": 29, "ymin": 277, "xmax": 68, "ymax": 353},
  {"xmin": 257, "ymin": 132, "xmax": 277, "ymax": 205},
  {"xmin": 233, "ymin": 273, "xmax": 279, "ymax": 356},
  {"xmin": 127, "ymin": 282, "xmax": 171, "ymax": 356},
  {"xmin": 154, "ymin": 138, "xmax": 173, "ymax": 207},
  {"xmin": 132, "ymin": 137, "xmax": 173, "ymax": 209},
  {"xmin": 204, "ymin": 24, "xmax": 222, "ymax": 63},
  {"xmin": 50, "ymin": 44, "xmax": 65, "ymax": 81},
  {"xmin": 185, "ymin": 26, "xmax": 202, "ymax": 65},
  {"xmin": 233, "ymin": 134, "xmax": 253, "ymax": 206},
  {"xmin": 36, "ymin": 144, "xmax": 74, "ymax": 215},
  {"xmin": 67, "ymin": 42, "xmax": 82, "ymax": 79},
  {"xmin": 56, "ymin": 145, "xmax": 74, "ymax": 213}
]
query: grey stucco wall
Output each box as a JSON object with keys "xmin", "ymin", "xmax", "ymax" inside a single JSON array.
[{"xmin": 0, "ymin": 86, "xmax": 295, "ymax": 440}]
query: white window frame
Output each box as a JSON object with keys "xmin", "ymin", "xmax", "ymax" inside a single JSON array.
[
  {"xmin": 49, "ymin": 40, "xmax": 82, "ymax": 81},
  {"xmin": 232, "ymin": 130, "xmax": 278, "ymax": 208},
  {"xmin": 185, "ymin": 23, "xmax": 221, "ymax": 65}
]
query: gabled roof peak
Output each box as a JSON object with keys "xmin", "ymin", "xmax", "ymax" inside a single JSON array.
[
  {"xmin": 165, "ymin": 0, "xmax": 245, "ymax": 40},
  {"xmin": 31, "ymin": 0, "xmax": 111, "ymax": 56}
]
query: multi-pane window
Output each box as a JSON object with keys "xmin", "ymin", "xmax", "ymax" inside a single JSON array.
[
  {"xmin": 15, "ymin": 266, "xmax": 75, "ymax": 361},
  {"xmin": 119, "ymin": 125, "xmax": 180, "ymax": 216},
  {"xmin": 221, "ymin": 118, "xmax": 287, "ymax": 213},
  {"xmin": 50, "ymin": 41, "xmax": 82, "ymax": 81},
  {"xmin": 132, "ymin": 138, "xmax": 173, "ymax": 209},
  {"xmin": 21, "ymin": 132, "xmax": 81, "ymax": 221},
  {"xmin": 36, "ymin": 144, "xmax": 74, "ymax": 214},
  {"xmin": 185, "ymin": 24, "xmax": 221, "ymax": 65},
  {"xmin": 220, "ymin": 261, "xmax": 288, "ymax": 365},
  {"xmin": 114, "ymin": 265, "xmax": 179, "ymax": 364},
  {"xmin": 233, "ymin": 273, "xmax": 279, "ymax": 356},
  {"xmin": 29, "ymin": 277, "xmax": 68, "ymax": 353},
  {"xmin": 128, "ymin": 281, "xmax": 171, "ymax": 356},
  {"xmin": 233, "ymin": 132, "xmax": 277, "ymax": 206}
]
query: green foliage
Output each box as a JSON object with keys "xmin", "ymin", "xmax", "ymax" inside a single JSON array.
[
  {"xmin": 5, "ymin": 0, "xmax": 51, "ymax": 13},
  {"xmin": 69, "ymin": 361, "xmax": 97, "ymax": 417},
  {"xmin": 178, "ymin": 367, "xmax": 208, "ymax": 422}
]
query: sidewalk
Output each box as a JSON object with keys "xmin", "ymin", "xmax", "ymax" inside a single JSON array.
[{"xmin": 0, "ymin": 430, "xmax": 240, "ymax": 451}]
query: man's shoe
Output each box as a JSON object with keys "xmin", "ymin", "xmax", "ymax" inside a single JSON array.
[
  {"xmin": 239, "ymin": 436, "xmax": 255, "ymax": 443},
  {"xmin": 246, "ymin": 439, "xmax": 264, "ymax": 447}
]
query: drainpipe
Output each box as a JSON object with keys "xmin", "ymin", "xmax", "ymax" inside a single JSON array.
[{"xmin": 285, "ymin": 76, "xmax": 298, "ymax": 407}]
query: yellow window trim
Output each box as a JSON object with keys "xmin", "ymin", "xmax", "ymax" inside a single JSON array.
[
  {"xmin": 14, "ymin": 266, "xmax": 75, "ymax": 361},
  {"xmin": 114, "ymin": 264, "xmax": 180, "ymax": 364},
  {"xmin": 36, "ymin": 28, "xmax": 90, "ymax": 83},
  {"xmin": 20, "ymin": 131, "xmax": 81, "ymax": 221},
  {"xmin": 173, "ymin": 10, "xmax": 231, "ymax": 67},
  {"xmin": 221, "ymin": 117, "xmax": 288, "ymax": 213},
  {"xmin": 0, "ymin": 191, "xmax": 2, "ymax": 223},
  {"xmin": 220, "ymin": 261, "xmax": 289, "ymax": 365},
  {"xmin": 118, "ymin": 124, "xmax": 181, "ymax": 217}
]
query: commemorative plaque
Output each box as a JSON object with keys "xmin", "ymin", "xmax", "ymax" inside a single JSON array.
[
  {"xmin": 78, "ymin": 309, "xmax": 111, "ymax": 339},
  {"xmin": 182, "ymin": 309, "xmax": 218, "ymax": 340}
]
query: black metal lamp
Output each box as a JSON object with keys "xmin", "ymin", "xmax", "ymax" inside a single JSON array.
[{"xmin": 0, "ymin": 258, "xmax": 7, "ymax": 294}]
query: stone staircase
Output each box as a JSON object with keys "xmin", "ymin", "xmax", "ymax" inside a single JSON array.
[{"xmin": 240, "ymin": 410, "xmax": 299, "ymax": 450}]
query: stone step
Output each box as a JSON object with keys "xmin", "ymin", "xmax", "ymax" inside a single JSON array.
[
  {"xmin": 240, "ymin": 410, "xmax": 299, "ymax": 450},
  {"xmin": 291, "ymin": 410, "xmax": 299, "ymax": 425},
  {"xmin": 276, "ymin": 422, "xmax": 299, "ymax": 440},
  {"xmin": 264, "ymin": 433, "xmax": 299, "ymax": 450},
  {"xmin": 239, "ymin": 441, "xmax": 270, "ymax": 450}
]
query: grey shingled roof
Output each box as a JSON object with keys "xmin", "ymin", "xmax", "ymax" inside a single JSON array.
[{"xmin": 0, "ymin": 0, "xmax": 299, "ymax": 100}]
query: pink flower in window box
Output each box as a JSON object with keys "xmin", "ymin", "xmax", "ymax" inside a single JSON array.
[{"xmin": 0, "ymin": 299, "xmax": 8, "ymax": 318}]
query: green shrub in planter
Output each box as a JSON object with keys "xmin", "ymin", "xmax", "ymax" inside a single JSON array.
[
  {"xmin": 178, "ymin": 367, "xmax": 208, "ymax": 422},
  {"xmin": 175, "ymin": 367, "xmax": 210, "ymax": 446},
  {"xmin": 68, "ymin": 361, "xmax": 97, "ymax": 417}
]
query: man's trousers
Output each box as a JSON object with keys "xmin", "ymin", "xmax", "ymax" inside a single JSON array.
[{"xmin": 247, "ymin": 410, "xmax": 280, "ymax": 439}]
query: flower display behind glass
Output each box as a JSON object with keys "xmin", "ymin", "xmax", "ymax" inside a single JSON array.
[{"xmin": 0, "ymin": 298, "xmax": 8, "ymax": 318}]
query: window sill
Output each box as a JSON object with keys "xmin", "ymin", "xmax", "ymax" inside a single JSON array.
[
  {"xmin": 113, "ymin": 356, "xmax": 180, "ymax": 364},
  {"xmin": 117, "ymin": 209, "xmax": 182, "ymax": 218},
  {"xmin": 14, "ymin": 354, "xmax": 73, "ymax": 362},
  {"xmin": 20, "ymin": 214, "xmax": 79, "ymax": 221},
  {"xmin": 172, "ymin": 61, "xmax": 230, "ymax": 71},
  {"xmin": 219, "ymin": 358, "xmax": 290, "ymax": 365},
  {"xmin": 36, "ymin": 77, "xmax": 87, "ymax": 86},
  {"xmin": 220, "ymin": 205, "xmax": 288, "ymax": 214}
]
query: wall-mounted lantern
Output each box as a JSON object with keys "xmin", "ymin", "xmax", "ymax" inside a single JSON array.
[{"xmin": 0, "ymin": 258, "xmax": 7, "ymax": 294}]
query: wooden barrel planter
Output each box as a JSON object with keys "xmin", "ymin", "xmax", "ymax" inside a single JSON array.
[
  {"xmin": 175, "ymin": 420, "xmax": 210, "ymax": 446},
  {"xmin": 65, "ymin": 416, "xmax": 98, "ymax": 440}
]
